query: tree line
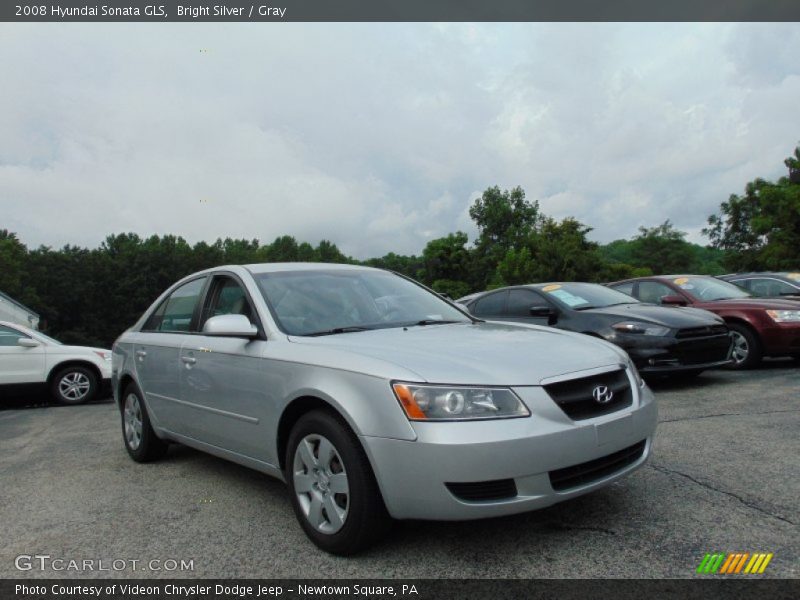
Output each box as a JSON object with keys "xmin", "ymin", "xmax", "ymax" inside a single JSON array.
[{"xmin": 1, "ymin": 146, "xmax": 797, "ymax": 347}]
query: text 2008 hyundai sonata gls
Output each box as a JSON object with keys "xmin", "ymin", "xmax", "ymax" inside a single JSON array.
[{"xmin": 112, "ymin": 263, "xmax": 657, "ymax": 554}]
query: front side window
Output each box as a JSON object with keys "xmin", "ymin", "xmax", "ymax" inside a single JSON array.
[
  {"xmin": 255, "ymin": 270, "xmax": 470, "ymax": 336},
  {"xmin": 0, "ymin": 325, "xmax": 28, "ymax": 347},
  {"xmin": 746, "ymin": 278, "xmax": 798, "ymax": 297},
  {"xmin": 202, "ymin": 277, "xmax": 254, "ymax": 325},
  {"xmin": 144, "ymin": 277, "xmax": 206, "ymax": 332},
  {"xmin": 506, "ymin": 289, "xmax": 550, "ymax": 317},
  {"xmin": 636, "ymin": 281, "xmax": 676, "ymax": 304}
]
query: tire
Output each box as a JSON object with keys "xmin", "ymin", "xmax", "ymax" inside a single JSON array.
[
  {"xmin": 285, "ymin": 410, "xmax": 391, "ymax": 555},
  {"xmin": 50, "ymin": 366, "xmax": 98, "ymax": 405},
  {"xmin": 727, "ymin": 323, "xmax": 762, "ymax": 370},
  {"xmin": 121, "ymin": 383, "xmax": 168, "ymax": 462}
]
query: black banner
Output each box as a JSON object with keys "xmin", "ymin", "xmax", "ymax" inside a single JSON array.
[
  {"xmin": 3, "ymin": 580, "xmax": 800, "ymax": 600},
  {"xmin": 3, "ymin": 0, "xmax": 800, "ymax": 22}
]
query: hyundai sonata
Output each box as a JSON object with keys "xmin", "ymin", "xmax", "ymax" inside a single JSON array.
[{"xmin": 112, "ymin": 264, "xmax": 657, "ymax": 554}]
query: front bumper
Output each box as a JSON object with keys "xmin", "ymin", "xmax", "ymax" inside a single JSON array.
[
  {"xmin": 361, "ymin": 379, "xmax": 657, "ymax": 520},
  {"xmin": 612, "ymin": 333, "xmax": 733, "ymax": 373},
  {"xmin": 759, "ymin": 323, "xmax": 800, "ymax": 356}
]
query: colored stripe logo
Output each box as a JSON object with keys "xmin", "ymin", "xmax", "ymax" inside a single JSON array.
[{"xmin": 697, "ymin": 552, "xmax": 773, "ymax": 574}]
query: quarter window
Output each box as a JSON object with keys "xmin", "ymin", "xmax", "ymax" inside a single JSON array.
[
  {"xmin": 144, "ymin": 277, "xmax": 206, "ymax": 332},
  {"xmin": 612, "ymin": 282, "xmax": 635, "ymax": 297}
]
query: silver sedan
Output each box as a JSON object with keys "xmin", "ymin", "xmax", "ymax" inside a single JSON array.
[{"xmin": 112, "ymin": 263, "xmax": 657, "ymax": 554}]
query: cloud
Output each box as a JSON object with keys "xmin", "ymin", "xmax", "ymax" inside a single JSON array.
[{"xmin": 0, "ymin": 23, "xmax": 798, "ymax": 257}]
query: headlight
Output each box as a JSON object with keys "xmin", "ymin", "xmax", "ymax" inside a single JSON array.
[
  {"xmin": 94, "ymin": 351, "xmax": 112, "ymax": 362},
  {"xmin": 392, "ymin": 383, "xmax": 530, "ymax": 421},
  {"xmin": 627, "ymin": 359, "xmax": 645, "ymax": 387},
  {"xmin": 766, "ymin": 310, "xmax": 800, "ymax": 323},
  {"xmin": 612, "ymin": 321, "xmax": 670, "ymax": 336}
]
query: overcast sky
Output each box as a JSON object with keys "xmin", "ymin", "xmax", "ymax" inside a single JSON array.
[{"xmin": 1, "ymin": 23, "xmax": 798, "ymax": 258}]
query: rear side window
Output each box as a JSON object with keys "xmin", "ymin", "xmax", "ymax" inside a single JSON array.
[
  {"xmin": 143, "ymin": 277, "xmax": 206, "ymax": 332},
  {"xmin": 0, "ymin": 325, "xmax": 27, "ymax": 346},
  {"xmin": 506, "ymin": 289, "xmax": 549, "ymax": 317},
  {"xmin": 472, "ymin": 290, "xmax": 508, "ymax": 317},
  {"xmin": 612, "ymin": 282, "xmax": 635, "ymax": 297}
]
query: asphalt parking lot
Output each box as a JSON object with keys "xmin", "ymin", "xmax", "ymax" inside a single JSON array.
[{"xmin": 1, "ymin": 363, "xmax": 798, "ymax": 579}]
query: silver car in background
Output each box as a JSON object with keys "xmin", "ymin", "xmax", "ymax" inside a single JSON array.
[{"xmin": 112, "ymin": 263, "xmax": 657, "ymax": 554}]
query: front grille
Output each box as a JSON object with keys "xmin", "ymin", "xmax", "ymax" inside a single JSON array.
[
  {"xmin": 446, "ymin": 479, "xmax": 518, "ymax": 502},
  {"xmin": 672, "ymin": 335, "xmax": 732, "ymax": 365},
  {"xmin": 544, "ymin": 369, "xmax": 632, "ymax": 421},
  {"xmin": 549, "ymin": 440, "xmax": 646, "ymax": 491},
  {"xmin": 675, "ymin": 324, "xmax": 729, "ymax": 339}
]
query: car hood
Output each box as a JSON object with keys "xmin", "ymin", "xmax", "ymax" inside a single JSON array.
[
  {"xmin": 693, "ymin": 298, "xmax": 800, "ymax": 310},
  {"xmin": 47, "ymin": 345, "xmax": 110, "ymax": 355},
  {"xmin": 586, "ymin": 303, "xmax": 722, "ymax": 328},
  {"xmin": 289, "ymin": 321, "xmax": 625, "ymax": 385}
]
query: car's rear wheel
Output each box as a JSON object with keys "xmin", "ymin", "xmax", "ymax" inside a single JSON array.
[
  {"xmin": 727, "ymin": 324, "xmax": 762, "ymax": 369},
  {"xmin": 285, "ymin": 410, "xmax": 390, "ymax": 555},
  {"xmin": 51, "ymin": 366, "xmax": 98, "ymax": 405},
  {"xmin": 122, "ymin": 383, "xmax": 168, "ymax": 462}
]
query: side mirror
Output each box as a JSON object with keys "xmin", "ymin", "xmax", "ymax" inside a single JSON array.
[
  {"xmin": 660, "ymin": 295, "xmax": 687, "ymax": 306},
  {"xmin": 202, "ymin": 314, "xmax": 259, "ymax": 338},
  {"xmin": 529, "ymin": 306, "xmax": 554, "ymax": 317},
  {"xmin": 17, "ymin": 338, "xmax": 40, "ymax": 348}
]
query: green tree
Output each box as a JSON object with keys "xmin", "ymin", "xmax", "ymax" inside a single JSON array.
[
  {"xmin": 705, "ymin": 145, "xmax": 800, "ymax": 271},
  {"xmin": 629, "ymin": 220, "xmax": 697, "ymax": 274},
  {"xmin": 469, "ymin": 186, "xmax": 542, "ymax": 287},
  {"xmin": 419, "ymin": 232, "xmax": 471, "ymax": 285}
]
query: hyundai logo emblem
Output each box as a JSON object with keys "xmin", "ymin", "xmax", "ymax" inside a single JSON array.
[{"xmin": 592, "ymin": 385, "xmax": 614, "ymax": 404}]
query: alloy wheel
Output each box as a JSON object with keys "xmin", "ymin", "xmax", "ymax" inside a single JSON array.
[
  {"xmin": 58, "ymin": 371, "xmax": 91, "ymax": 402},
  {"xmin": 730, "ymin": 330, "xmax": 749, "ymax": 365},
  {"xmin": 124, "ymin": 393, "xmax": 143, "ymax": 450},
  {"xmin": 293, "ymin": 434, "xmax": 350, "ymax": 534}
]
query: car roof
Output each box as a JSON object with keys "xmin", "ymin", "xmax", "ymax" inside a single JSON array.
[{"xmin": 243, "ymin": 262, "xmax": 380, "ymax": 274}]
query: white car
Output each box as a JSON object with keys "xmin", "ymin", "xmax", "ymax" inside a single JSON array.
[{"xmin": 0, "ymin": 320, "xmax": 112, "ymax": 404}]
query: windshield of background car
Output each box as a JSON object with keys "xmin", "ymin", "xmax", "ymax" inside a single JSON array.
[
  {"xmin": 539, "ymin": 283, "xmax": 640, "ymax": 309},
  {"xmin": 254, "ymin": 270, "xmax": 471, "ymax": 336},
  {"xmin": 671, "ymin": 277, "xmax": 752, "ymax": 301}
]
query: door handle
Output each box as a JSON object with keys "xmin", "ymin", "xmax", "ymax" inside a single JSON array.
[{"xmin": 181, "ymin": 356, "xmax": 197, "ymax": 365}]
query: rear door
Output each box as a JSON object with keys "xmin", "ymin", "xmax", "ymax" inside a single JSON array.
[
  {"xmin": 179, "ymin": 273, "xmax": 271, "ymax": 460},
  {"xmin": 503, "ymin": 288, "xmax": 556, "ymax": 326},
  {"xmin": 133, "ymin": 276, "xmax": 207, "ymax": 433},
  {"xmin": 0, "ymin": 324, "xmax": 46, "ymax": 385}
]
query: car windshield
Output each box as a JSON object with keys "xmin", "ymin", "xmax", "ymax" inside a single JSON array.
[
  {"xmin": 671, "ymin": 277, "xmax": 752, "ymax": 301},
  {"xmin": 255, "ymin": 269, "xmax": 471, "ymax": 336},
  {"xmin": 538, "ymin": 282, "xmax": 639, "ymax": 310}
]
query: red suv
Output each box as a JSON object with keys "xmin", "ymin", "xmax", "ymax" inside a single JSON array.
[{"xmin": 608, "ymin": 275, "xmax": 800, "ymax": 369}]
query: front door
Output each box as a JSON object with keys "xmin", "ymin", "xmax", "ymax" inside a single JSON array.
[
  {"xmin": 179, "ymin": 275, "xmax": 271, "ymax": 461},
  {"xmin": 0, "ymin": 324, "xmax": 46, "ymax": 386}
]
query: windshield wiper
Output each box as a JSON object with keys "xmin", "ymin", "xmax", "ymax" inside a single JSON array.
[
  {"xmin": 304, "ymin": 326, "xmax": 373, "ymax": 337},
  {"xmin": 411, "ymin": 319, "xmax": 463, "ymax": 326}
]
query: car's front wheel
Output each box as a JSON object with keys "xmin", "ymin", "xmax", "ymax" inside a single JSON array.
[
  {"xmin": 121, "ymin": 383, "xmax": 168, "ymax": 462},
  {"xmin": 727, "ymin": 323, "xmax": 762, "ymax": 369},
  {"xmin": 285, "ymin": 410, "xmax": 390, "ymax": 555},
  {"xmin": 51, "ymin": 366, "xmax": 98, "ymax": 405}
]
